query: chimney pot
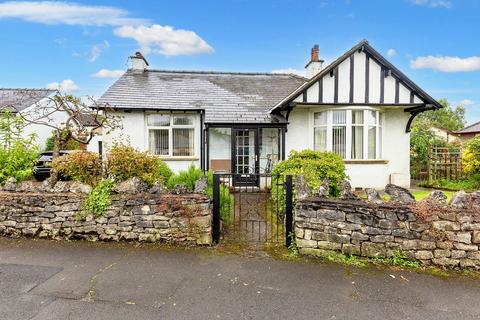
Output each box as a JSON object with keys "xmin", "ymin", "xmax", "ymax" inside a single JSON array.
[
  {"xmin": 311, "ymin": 44, "xmax": 320, "ymax": 62},
  {"xmin": 305, "ymin": 44, "xmax": 324, "ymax": 78}
]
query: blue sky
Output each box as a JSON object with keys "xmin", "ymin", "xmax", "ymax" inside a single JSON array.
[{"xmin": 1, "ymin": 0, "xmax": 480, "ymax": 124}]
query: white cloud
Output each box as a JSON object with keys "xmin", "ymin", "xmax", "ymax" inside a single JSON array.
[
  {"xmin": 89, "ymin": 40, "xmax": 110, "ymax": 62},
  {"xmin": 0, "ymin": 2, "xmax": 214, "ymax": 57},
  {"xmin": 387, "ymin": 49, "xmax": 397, "ymax": 57},
  {"xmin": 410, "ymin": 55, "xmax": 480, "ymax": 72},
  {"xmin": 457, "ymin": 99, "xmax": 475, "ymax": 106},
  {"xmin": 410, "ymin": 0, "xmax": 452, "ymax": 8},
  {"xmin": 0, "ymin": 1, "xmax": 146, "ymax": 26},
  {"xmin": 92, "ymin": 69, "xmax": 124, "ymax": 78},
  {"xmin": 0, "ymin": 1, "xmax": 213, "ymax": 57},
  {"xmin": 46, "ymin": 79, "xmax": 78, "ymax": 93},
  {"xmin": 114, "ymin": 24, "xmax": 214, "ymax": 56},
  {"xmin": 271, "ymin": 68, "xmax": 306, "ymax": 77}
]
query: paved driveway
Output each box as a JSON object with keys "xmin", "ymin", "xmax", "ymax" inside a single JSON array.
[{"xmin": 0, "ymin": 238, "xmax": 479, "ymax": 320}]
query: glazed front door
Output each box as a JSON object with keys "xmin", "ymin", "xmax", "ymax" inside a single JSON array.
[{"xmin": 233, "ymin": 128, "xmax": 259, "ymax": 186}]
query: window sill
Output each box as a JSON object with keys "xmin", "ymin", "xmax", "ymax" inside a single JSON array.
[
  {"xmin": 344, "ymin": 159, "xmax": 389, "ymax": 164},
  {"xmin": 158, "ymin": 156, "xmax": 199, "ymax": 161}
]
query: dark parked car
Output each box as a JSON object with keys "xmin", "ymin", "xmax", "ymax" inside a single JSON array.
[{"xmin": 33, "ymin": 151, "xmax": 73, "ymax": 181}]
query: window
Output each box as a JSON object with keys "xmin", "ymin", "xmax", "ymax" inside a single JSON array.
[
  {"xmin": 313, "ymin": 109, "xmax": 382, "ymax": 160},
  {"xmin": 147, "ymin": 113, "xmax": 195, "ymax": 157}
]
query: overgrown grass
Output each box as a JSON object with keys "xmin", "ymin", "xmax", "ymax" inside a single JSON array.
[{"xmin": 372, "ymin": 250, "xmax": 421, "ymax": 269}]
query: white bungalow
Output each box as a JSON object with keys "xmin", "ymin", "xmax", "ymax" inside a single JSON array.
[{"xmin": 99, "ymin": 40, "xmax": 442, "ymax": 189}]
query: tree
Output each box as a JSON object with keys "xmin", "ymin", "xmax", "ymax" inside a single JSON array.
[
  {"xmin": 12, "ymin": 91, "xmax": 122, "ymax": 184},
  {"xmin": 415, "ymin": 99, "xmax": 466, "ymax": 131},
  {"xmin": 410, "ymin": 99, "xmax": 465, "ymax": 179}
]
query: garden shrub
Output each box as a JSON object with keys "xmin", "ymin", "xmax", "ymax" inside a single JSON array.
[
  {"xmin": 80, "ymin": 179, "xmax": 114, "ymax": 219},
  {"xmin": 462, "ymin": 136, "xmax": 480, "ymax": 175},
  {"xmin": 271, "ymin": 150, "xmax": 347, "ymax": 210},
  {"xmin": 0, "ymin": 139, "xmax": 39, "ymax": 183},
  {"xmin": 106, "ymin": 144, "xmax": 173, "ymax": 186},
  {"xmin": 167, "ymin": 164, "xmax": 232, "ymax": 223},
  {"xmin": 167, "ymin": 163, "xmax": 204, "ymax": 190},
  {"xmin": 0, "ymin": 111, "xmax": 39, "ymax": 183},
  {"xmin": 52, "ymin": 151, "xmax": 102, "ymax": 186}
]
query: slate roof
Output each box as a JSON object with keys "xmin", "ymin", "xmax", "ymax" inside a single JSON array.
[
  {"xmin": 453, "ymin": 121, "xmax": 480, "ymax": 134},
  {"xmin": 0, "ymin": 88, "xmax": 55, "ymax": 112},
  {"xmin": 98, "ymin": 70, "xmax": 307, "ymax": 123}
]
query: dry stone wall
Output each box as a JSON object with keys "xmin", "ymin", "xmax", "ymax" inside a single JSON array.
[
  {"xmin": 0, "ymin": 191, "xmax": 212, "ymax": 245},
  {"xmin": 295, "ymin": 197, "xmax": 480, "ymax": 269}
]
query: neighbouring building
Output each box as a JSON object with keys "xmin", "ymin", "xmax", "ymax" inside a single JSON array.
[
  {"xmin": 450, "ymin": 121, "xmax": 480, "ymax": 144},
  {"xmin": 99, "ymin": 40, "xmax": 443, "ymax": 189},
  {"xmin": 0, "ymin": 88, "xmax": 101, "ymax": 153}
]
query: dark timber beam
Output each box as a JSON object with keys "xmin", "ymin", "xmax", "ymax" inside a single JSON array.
[
  {"xmin": 318, "ymin": 78, "xmax": 323, "ymax": 103},
  {"xmin": 405, "ymin": 110, "xmax": 421, "ymax": 133},
  {"xmin": 349, "ymin": 54, "xmax": 354, "ymax": 103},
  {"xmin": 405, "ymin": 104, "xmax": 436, "ymax": 133},
  {"xmin": 365, "ymin": 54, "xmax": 370, "ymax": 103},
  {"xmin": 334, "ymin": 67, "xmax": 339, "ymax": 103}
]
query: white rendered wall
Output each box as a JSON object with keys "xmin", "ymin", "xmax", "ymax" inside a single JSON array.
[
  {"xmin": 103, "ymin": 110, "xmax": 201, "ymax": 173},
  {"xmin": 20, "ymin": 97, "xmax": 69, "ymax": 150},
  {"xmin": 285, "ymin": 106, "xmax": 410, "ymax": 189}
]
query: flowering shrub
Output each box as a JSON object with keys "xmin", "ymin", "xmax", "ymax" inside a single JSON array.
[
  {"xmin": 52, "ymin": 151, "xmax": 102, "ymax": 186},
  {"xmin": 106, "ymin": 144, "xmax": 172, "ymax": 186},
  {"xmin": 462, "ymin": 136, "xmax": 480, "ymax": 174}
]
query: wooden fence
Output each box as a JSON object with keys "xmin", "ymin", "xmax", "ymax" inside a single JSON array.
[{"xmin": 427, "ymin": 145, "xmax": 463, "ymax": 182}]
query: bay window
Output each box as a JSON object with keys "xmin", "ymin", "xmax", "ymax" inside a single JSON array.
[
  {"xmin": 147, "ymin": 113, "xmax": 195, "ymax": 157},
  {"xmin": 313, "ymin": 109, "xmax": 382, "ymax": 160}
]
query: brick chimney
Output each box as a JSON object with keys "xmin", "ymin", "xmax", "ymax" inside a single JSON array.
[
  {"xmin": 305, "ymin": 44, "xmax": 324, "ymax": 78},
  {"xmin": 130, "ymin": 52, "xmax": 149, "ymax": 72}
]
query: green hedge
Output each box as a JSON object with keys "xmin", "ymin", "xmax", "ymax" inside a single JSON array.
[{"xmin": 271, "ymin": 149, "xmax": 347, "ymax": 209}]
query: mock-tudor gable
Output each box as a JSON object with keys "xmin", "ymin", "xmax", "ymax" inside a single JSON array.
[{"xmin": 271, "ymin": 40, "xmax": 443, "ymax": 132}]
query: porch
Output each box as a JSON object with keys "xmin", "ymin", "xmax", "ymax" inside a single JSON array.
[{"xmin": 205, "ymin": 124, "xmax": 286, "ymax": 187}]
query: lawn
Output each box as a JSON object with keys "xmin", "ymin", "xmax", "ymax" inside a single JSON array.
[{"xmin": 410, "ymin": 189, "xmax": 454, "ymax": 202}]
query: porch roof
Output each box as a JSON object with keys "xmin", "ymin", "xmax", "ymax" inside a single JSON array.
[{"xmin": 98, "ymin": 70, "xmax": 307, "ymax": 123}]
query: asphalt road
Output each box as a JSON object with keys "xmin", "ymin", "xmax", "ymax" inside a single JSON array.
[{"xmin": 0, "ymin": 238, "xmax": 479, "ymax": 320}]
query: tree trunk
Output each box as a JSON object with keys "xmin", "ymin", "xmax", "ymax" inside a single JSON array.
[{"xmin": 49, "ymin": 130, "xmax": 63, "ymax": 187}]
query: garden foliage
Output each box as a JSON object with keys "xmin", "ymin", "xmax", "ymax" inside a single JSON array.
[
  {"xmin": 52, "ymin": 151, "xmax": 102, "ymax": 186},
  {"xmin": 0, "ymin": 111, "xmax": 39, "ymax": 183},
  {"xmin": 410, "ymin": 99, "xmax": 465, "ymax": 179},
  {"xmin": 272, "ymin": 149, "xmax": 347, "ymax": 196},
  {"xmin": 167, "ymin": 164, "xmax": 232, "ymax": 222},
  {"xmin": 45, "ymin": 130, "xmax": 81, "ymax": 151},
  {"xmin": 462, "ymin": 136, "xmax": 480, "ymax": 175},
  {"xmin": 167, "ymin": 163, "xmax": 204, "ymax": 191},
  {"xmin": 271, "ymin": 150, "xmax": 347, "ymax": 212},
  {"xmin": 105, "ymin": 144, "xmax": 172, "ymax": 186},
  {"xmin": 80, "ymin": 179, "xmax": 114, "ymax": 219}
]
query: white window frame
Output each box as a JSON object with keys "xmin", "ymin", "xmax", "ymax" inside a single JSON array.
[
  {"xmin": 146, "ymin": 112, "xmax": 196, "ymax": 157},
  {"xmin": 312, "ymin": 107, "xmax": 383, "ymax": 160}
]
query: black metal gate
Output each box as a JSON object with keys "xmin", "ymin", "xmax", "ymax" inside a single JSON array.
[{"xmin": 212, "ymin": 173, "xmax": 293, "ymax": 247}]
